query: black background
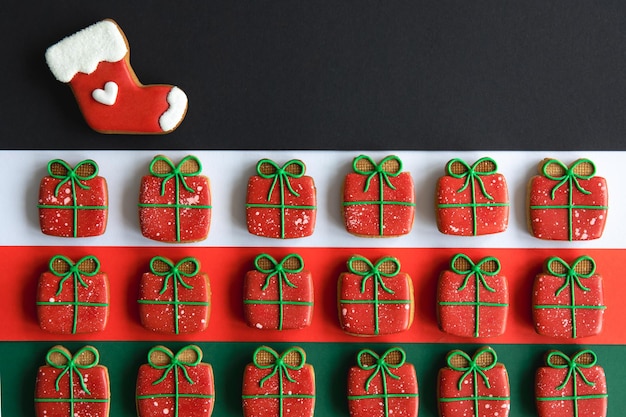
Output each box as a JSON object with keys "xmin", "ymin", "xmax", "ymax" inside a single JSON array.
[{"xmin": 2, "ymin": 1, "xmax": 626, "ymax": 150}]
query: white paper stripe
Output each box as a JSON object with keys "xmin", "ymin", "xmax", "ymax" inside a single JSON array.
[{"xmin": 1, "ymin": 150, "xmax": 623, "ymax": 249}]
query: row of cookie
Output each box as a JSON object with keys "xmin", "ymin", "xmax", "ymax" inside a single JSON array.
[
  {"xmin": 37, "ymin": 253, "xmax": 604, "ymax": 339},
  {"xmin": 34, "ymin": 343, "xmax": 607, "ymax": 417}
]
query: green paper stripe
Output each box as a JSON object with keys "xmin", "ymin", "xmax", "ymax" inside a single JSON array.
[
  {"xmin": 348, "ymin": 393, "xmax": 419, "ymax": 400},
  {"xmin": 246, "ymin": 204, "xmax": 317, "ymax": 210},
  {"xmin": 137, "ymin": 300, "xmax": 210, "ymax": 306},
  {"xmin": 34, "ymin": 398, "xmax": 109, "ymax": 403},
  {"xmin": 138, "ymin": 204, "xmax": 212, "ymax": 209},
  {"xmin": 242, "ymin": 394, "xmax": 315, "ymax": 399},
  {"xmin": 536, "ymin": 394, "xmax": 608, "ymax": 401},
  {"xmin": 340, "ymin": 299, "xmax": 412, "ymax": 304},
  {"xmin": 439, "ymin": 301, "xmax": 508, "ymax": 307},
  {"xmin": 439, "ymin": 396, "xmax": 510, "ymax": 402},
  {"xmin": 36, "ymin": 302, "xmax": 108, "ymax": 307},
  {"xmin": 533, "ymin": 305, "xmax": 606, "ymax": 310},
  {"xmin": 137, "ymin": 394, "xmax": 215, "ymax": 400},
  {"xmin": 38, "ymin": 205, "xmax": 108, "ymax": 210},
  {"xmin": 243, "ymin": 300, "xmax": 313, "ymax": 306},
  {"xmin": 342, "ymin": 201, "xmax": 416, "ymax": 206},
  {"xmin": 437, "ymin": 203, "xmax": 509, "ymax": 208},
  {"xmin": 530, "ymin": 205, "xmax": 608, "ymax": 209}
]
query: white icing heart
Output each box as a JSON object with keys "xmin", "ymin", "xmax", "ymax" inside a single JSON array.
[{"xmin": 92, "ymin": 81, "xmax": 118, "ymax": 106}]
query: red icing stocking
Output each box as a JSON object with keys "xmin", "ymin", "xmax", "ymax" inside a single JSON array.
[{"xmin": 45, "ymin": 19, "xmax": 187, "ymax": 134}]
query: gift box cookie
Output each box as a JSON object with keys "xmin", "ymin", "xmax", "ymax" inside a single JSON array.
[
  {"xmin": 437, "ymin": 253, "xmax": 508, "ymax": 338},
  {"xmin": 246, "ymin": 159, "xmax": 317, "ymax": 239},
  {"xmin": 532, "ymin": 256, "xmax": 605, "ymax": 339},
  {"xmin": 535, "ymin": 350, "xmax": 607, "ymax": 417},
  {"xmin": 136, "ymin": 345, "xmax": 215, "ymax": 417},
  {"xmin": 38, "ymin": 159, "xmax": 108, "ymax": 238},
  {"xmin": 139, "ymin": 155, "xmax": 212, "ymax": 243},
  {"xmin": 528, "ymin": 158, "xmax": 608, "ymax": 241},
  {"xmin": 436, "ymin": 157, "xmax": 509, "ymax": 236},
  {"xmin": 342, "ymin": 155, "xmax": 416, "ymax": 237},
  {"xmin": 438, "ymin": 346, "xmax": 510, "ymax": 417},
  {"xmin": 138, "ymin": 256, "xmax": 211, "ymax": 334},
  {"xmin": 243, "ymin": 253, "xmax": 314, "ymax": 330},
  {"xmin": 242, "ymin": 346, "xmax": 315, "ymax": 417},
  {"xmin": 338, "ymin": 255, "xmax": 414, "ymax": 336},
  {"xmin": 35, "ymin": 345, "xmax": 110, "ymax": 417},
  {"xmin": 37, "ymin": 255, "xmax": 109, "ymax": 334},
  {"xmin": 347, "ymin": 347, "xmax": 418, "ymax": 417}
]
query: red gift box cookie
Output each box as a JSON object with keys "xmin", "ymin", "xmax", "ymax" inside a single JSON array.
[
  {"xmin": 38, "ymin": 159, "xmax": 108, "ymax": 238},
  {"xmin": 437, "ymin": 253, "xmax": 509, "ymax": 338},
  {"xmin": 532, "ymin": 256, "xmax": 605, "ymax": 339},
  {"xmin": 242, "ymin": 346, "xmax": 315, "ymax": 417},
  {"xmin": 37, "ymin": 255, "xmax": 109, "ymax": 334},
  {"xmin": 347, "ymin": 347, "xmax": 418, "ymax": 417},
  {"xmin": 139, "ymin": 155, "xmax": 212, "ymax": 243},
  {"xmin": 243, "ymin": 253, "xmax": 314, "ymax": 330},
  {"xmin": 136, "ymin": 345, "xmax": 215, "ymax": 417},
  {"xmin": 436, "ymin": 157, "xmax": 509, "ymax": 236},
  {"xmin": 438, "ymin": 346, "xmax": 510, "ymax": 417},
  {"xmin": 535, "ymin": 350, "xmax": 607, "ymax": 417},
  {"xmin": 342, "ymin": 155, "xmax": 416, "ymax": 237},
  {"xmin": 528, "ymin": 158, "xmax": 608, "ymax": 241},
  {"xmin": 45, "ymin": 19, "xmax": 187, "ymax": 134},
  {"xmin": 338, "ymin": 255, "xmax": 414, "ymax": 336},
  {"xmin": 246, "ymin": 159, "xmax": 317, "ymax": 239},
  {"xmin": 138, "ymin": 256, "xmax": 211, "ymax": 334},
  {"xmin": 35, "ymin": 345, "xmax": 110, "ymax": 417}
]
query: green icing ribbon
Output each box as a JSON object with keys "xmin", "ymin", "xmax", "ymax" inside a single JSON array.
[
  {"xmin": 34, "ymin": 346, "xmax": 108, "ymax": 417},
  {"xmin": 245, "ymin": 159, "xmax": 317, "ymax": 239},
  {"xmin": 136, "ymin": 345, "xmax": 213, "ymax": 417},
  {"xmin": 439, "ymin": 347, "xmax": 510, "ymax": 417},
  {"xmin": 243, "ymin": 253, "xmax": 313, "ymax": 330},
  {"xmin": 242, "ymin": 346, "xmax": 314, "ymax": 417},
  {"xmin": 342, "ymin": 155, "xmax": 415, "ymax": 236},
  {"xmin": 437, "ymin": 157, "xmax": 508, "ymax": 236},
  {"xmin": 533, "ymin": 256, "xmax": 606, "ymax": 338},
  {"xmin": 536, "ymin": 350, "xmax": 607, "ymax": 417},
  {"xmin": 347, "ymin": 348, "xmax": 418, "ymax": 417},
  {"xmin": 438, "ymin": 254, "xmax": 508, "ymax": 337},
  {"xmin": 137, "ymin": 256, "xmax": 209, "ymax": 334},
  {"xmin": 138, "ymin": 155, "xmax": 212, "ymax": 242},
  {"xmin": 37, "ymin": 159, "xmax": 108, "ymax": 238},
  {"xmin": 529, "ymin": 159, "xmax": 607, "ymax": 241},
  {"xmin": 36, "ymin": 255, "xmax": 108, "ymax": 334}
]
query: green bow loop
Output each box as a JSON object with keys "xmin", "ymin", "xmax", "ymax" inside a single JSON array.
[
  {"xmin": 49, "ymin": 255, "xmax": 100, "ymax": 296},
  {"xmin": 254, "ymin": 346, "xmax": 305, "ymax": 388},
  {"xmin": 450, "ymin": 254, "xmax": 500, "ymax": 293},
  {"xmin": 48, "ymin": 159, "xmax": 98, "ymax": 197},
  {"xmin": 547, "ymin": 350, "xmax": 597, "ymax": 391},
  {"xmin": 348, "ymin": 256, "xmax": 399, "ymax": 295},
  {"xmin": 150, "ymin": 155, "xmax": 202, "ymax": 195},
  {"xmin": 46, "ymin": 346, "xmax": 99, "ymax": 394},
  {"xmin": 149, "ymin": 345, "xmax": 202, "ymax": 386},
  {"xmin": 357, "ymin": 348, "xmax": 405, "ymax": 391},
  {"xmin": 256, "ymin": 159, "xmax": 305, "ymax": 200},
  {"xmin": 447, "ymin": 347, "xmax": 496, "ymax": 391},
  {"xmin": 353, "ymin": 155, "xmax": 402, "ymax": 192},
  {"xmin": 547, "ymin": 256, "xmax": 595, "ymax": 296},
  {"xmin": 542, "ymin": 159, "xmax": 595, "ymax": 200},
  {"xmin": 254, "ymin": 253, "xmax": 303, "ymax": 290},
  {"xmin": 446, "ymin": 157, "xmax": 498, "ymax": 200},
  {"xmin": 150, "ymin": 256, "xmax": 199, "ymax": 295}
]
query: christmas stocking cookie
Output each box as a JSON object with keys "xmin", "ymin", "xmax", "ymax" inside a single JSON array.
[{"xmin": 45, "ymin": 19, "xmax": 187, "ymax": 134}]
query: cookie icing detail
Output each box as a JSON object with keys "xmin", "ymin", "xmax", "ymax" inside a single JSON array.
[{"xmin": 91, "ymin": 81, "xmax": 118, "ymax": 105}]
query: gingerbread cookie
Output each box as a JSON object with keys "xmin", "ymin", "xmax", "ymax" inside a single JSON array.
[
  {"xmin": 138, "ymin": 256, "xmax": 211, "ymax": 334},
  {"xmin": 246, "ymin": 159, "xmax": 317, "ymax": 239},
  {"xmin": 35, "ymin": 345, "xmax": 110, "ymax": 417},
  {"xmin": 243, "ymin": 253, "xmax": 314, "ymax": 330},
  {"xmin": 342, "ymin": 155, "xmax": 415, "ymax": 237},
  {"xmin": 45, "ymin": 19, "xmax": 187, "ymax": 134},
  {"xmin": 138, "ymin": 155, "xmax": 212, "ymax": 243},
  {"xmin": 436, "ymin": 157, "xmax": 509, "ymax": 236},
  {"xmin": 438, "ymin": 346, "xmax": 510, "ymax": 417},
  {"xmin": 528, "ymin": 158, "xmax": 608, "ymax": 241},
  {"xmin": 242, "ymin": 346, "xmax": 315, "ymax": 417},
  {"xmin": 437, "ymin": 253, "xmax": 508, "ymax": 338},
  {"xmin": 38, "ymin": 159, "xmax": 108, "ymax": 238},
  {"xmin": 532, "ymin": 256, "xmax": 605, "ymax": 339},
  {"xmin": 535, "ymin": 350, "xmax": 607, "ymax": 417},
  {"xmin": 37, "ymin": 255, "xmax": 109, "ymax": 334},
  {"xmin": 136, "ymin": 345, "xmax": 215, "ymax": 417},
  {"xmin": 338, "ymin": 255, "xmax": 414, "ymax": 336},
  {"xmin": 347, "ymin": 347, "xmax": 418, "ymax": 417}
]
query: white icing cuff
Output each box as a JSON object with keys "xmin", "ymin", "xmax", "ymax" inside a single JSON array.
[
  {"xmin": 46, "ymin": 20, "xmax": 128, "ymax": 83},
  {"xmin": 159, "ymin": 87, "xmax": 188, "ymax": 132}
]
